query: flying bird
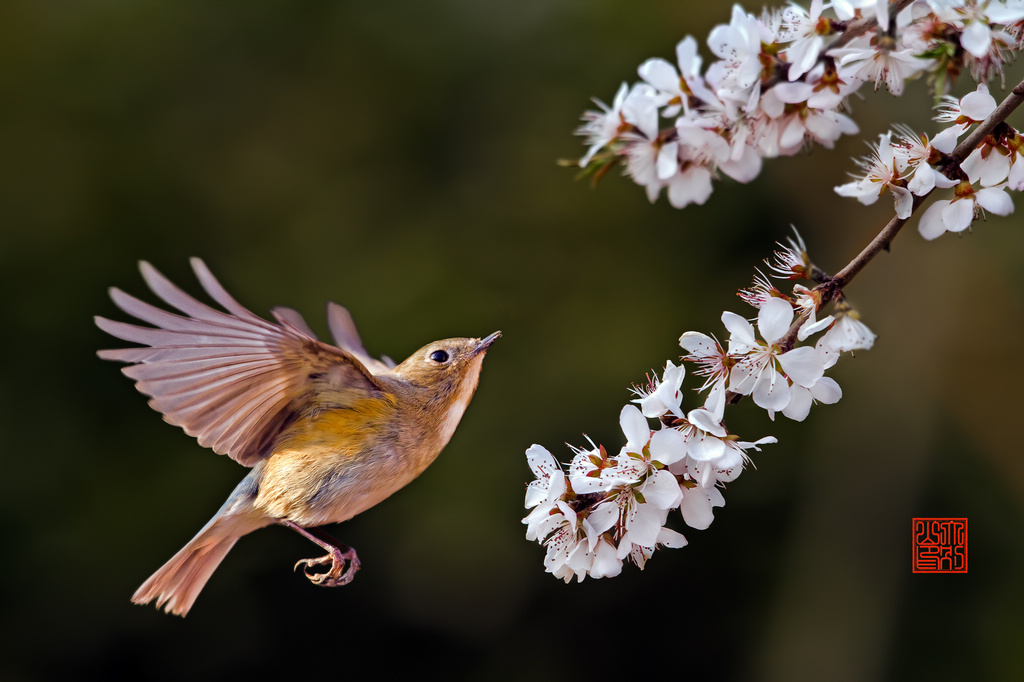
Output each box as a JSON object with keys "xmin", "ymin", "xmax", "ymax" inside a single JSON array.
[{"xmin": 96, "ymin": 258, "xmax": 499, "ymax": 616}]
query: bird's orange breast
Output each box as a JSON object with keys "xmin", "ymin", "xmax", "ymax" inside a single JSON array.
[
  {"xmin": 253, "ymin": 394, "xmax": 405, "ymax": 525},
  {"xmin": 278, "ymin": 393, "xmax": 400, "ymax": 453}
]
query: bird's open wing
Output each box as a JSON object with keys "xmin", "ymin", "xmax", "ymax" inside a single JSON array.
[
  {"xmin": 268, "ymin": 302, "xmax": 396, "ymax": 375},
  {"xmin": 326, "ymin": 302, "xmax": 397, "ymax": 373},
  {"xmin": 95, "ymin": 258, "xmax": 383, "ymax": 467}
]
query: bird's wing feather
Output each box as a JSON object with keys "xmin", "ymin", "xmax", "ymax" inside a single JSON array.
[
  {"xmin": 327, "ymin": 301, "xmax": 396, "ymax": 373},
  {"xmin": 270, "ymin": 306, "xmax": 318, "ymax": 340},
  {"xmin": 327, "ymin": 302, "xmax": 364, "ymax": 353},
  {"xmin": 96, "ymin": 258, "xmax": 383, "ymax": 467}
]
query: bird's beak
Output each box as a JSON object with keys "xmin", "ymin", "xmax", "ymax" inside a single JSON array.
[{"xmin": 473, "ymin": 331, "xmax": 501, "ymax": 355}]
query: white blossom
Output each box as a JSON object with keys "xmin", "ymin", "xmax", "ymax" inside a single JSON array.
[
  {"xmin": 918, "ymin": 180, "xmax": 1015, "ymax": 239},
  {"xmin": 638, "ymin": 36, "xmax": 716, "ymax": 117},
  {"xmin": 782, "ymin": 370, "xmax": 842, "ymax": 421},
  {"xmin": 935, "ymin": 82, "xmax": 998, "ymax": 126},
  {"xmin": 829, "ymin": 35, "xmax": 931, "ymax": 96},
  {"xmin": 632, "ymin": 360, "xmax": 686, "ymax": 419},
  {"xmin": 817, "ymin": 306, "xmax": 877, "ymax": 367},
  {"xmin": 891, "ymin": 125, "xmax": 960, "ymax": 195},
  {"xmin": 835, "ymin": 133, "xmax": 914, "ymax": 218},
  {"xmin": 578, "ymin": 83, "xmax": 629, "ymax": 167},
  {"xmin": 678, "ymin": 483, "xmax": 726, "ymax": 530},
  {"xmin": 707, "ymin": 5, "xmax": 768, "ymax": 106},
  {"xmin": 680, "ymin": 331, "xmax": 730, "ymax": 419},
  {"xmin": 780, "ymin": 0, "xmax": 828, "ymax": 81},
  {"xmin": 724, "ymin": 298, "xmax": 825, "ymax": 414},
  {"xmin": 549, "ymin": 0, "xmax": 1024, "ymax": 583}
]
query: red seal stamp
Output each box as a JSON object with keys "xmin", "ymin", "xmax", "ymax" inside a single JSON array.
[{"xmin": 912, "ymin": 518, "xmax": 967, "ymax": 573}]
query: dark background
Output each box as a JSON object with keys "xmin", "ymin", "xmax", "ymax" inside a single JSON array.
[{"xmin": 3, "ymin": 2, "xmax": 1023, "ymax": 680}]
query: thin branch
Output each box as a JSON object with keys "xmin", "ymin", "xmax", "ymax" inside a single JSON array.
[
  {"xmin": 832, "ymin": 75, "xmax": 1024, "ymax": 289},
  {"xmin": 775, "ymin": 73, "xmax": 1024, "ymax": 352},
  {"xmin": 828, "ymin": 195, "xmax": 924, "ymax": 291},
  {"xmin": 950, "ymin": 79, "xmax": 1024, "ymax": 163}
]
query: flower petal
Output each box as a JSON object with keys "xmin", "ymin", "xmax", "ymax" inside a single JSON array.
[
  {"xmin": 1009, "ymin": 160, "xmax": 1024, "ymax": 191},
  {"xmin": 810, "ymin": 376, "xmax": 842, "ymax": 403},
  {"xmin": 976, "ymin": 186, "xmax": 1014, "ymax": 216},
  {"xmin": 907, "ymin": 163, "xmax": 936, "ymax": 196},
  {"xmin": 642, "ymin": 470, "xmax": 684, "ymax": 509},
  {"xmin": 687, "ymin": 407, "xmax": 728, "ymax": 438},
  {"xmin": 758, "ymin": 297, "xmax": 794, "ymax": 345},
  {"xmin": 657, "ymin": 141, "xmax": 680, "ymax": 181},
  {"xmin": 942, "ymin": 198, "xmax": 975, "ymax": 232},
  {"xmin": 704, "ymin": 380, "xmax": 727, "ymax": 421},
  {"xmin": 590, "ymin": 538, "xmax": 623, "ymax": 578},
  {"xmin": 961, "ymin": 83, "xmax": 997, "ymax": 121},
  {"xmin": 752, "ymin": 368, "xmax": 791, "ymax": 411},
  {"xmin": 570, "ymin": 472, "xmax": 610, "ymax": 494},
  {"xmin": 619, "ymin": 404, "xmax": 651, "ymax": 452},
  {"xmin": 588, "ymin": 500, "xmax": 620, "ymax": 535},
  {"xmin": 638, "ymin": 57, "xmax": 680, "ymax": 92},
  {"xmin": 961, "ymin": 21, "xmax": 992, "ymax": 60},
  {"xmin": 649, "ymin": 427, "xmax": 689, "ymax": 465},
  {"xmin": 526, "ymin": 444, "xmax": 558, "ymax": 480},
  {"xmin": 657, "ymin": 527, "xmax": 688, "ymax": 548},
  {"xmin": 626, "ymin": 500, "xmax": 670, "ymax": 547},
  {"xmin": 679, "ymin": 486, "xmax": 715, "ymax": 530},
  {"xmin": 798, "ymin": 314, "xmax": 834, "ymax": 341},
  {"xmin": 680, "ymin": 331, "xmax": 718, "ymax": 355},
  {"xmin": 891, "ymin": 185, "xmax": 914, "ymax": 219},
  {"xmin": 918, "ymin": 200, "xmax": 949, "ymax": 240},
  {"xmin": 723, "ymin": 311, "xmax": 757, "ymax": 350},
  {"xmin": 781, "ymin": 383, "xmax": 812, "ymax": 421},
  {"xmin": 778, "ymin": 346, "xmax": 825, "ymax": 388},
  {"xmin": 667, "ymin": 165, "xmax": 714, "ymax": 208},
  {"xmin": 931, "ymin": 125, "xmax": 963, "ymax": 154},
  {"xmin": 686, "ymin": 431, "xmax": 727, "ymax": 462}
]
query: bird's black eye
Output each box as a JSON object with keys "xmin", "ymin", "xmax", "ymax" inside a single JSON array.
[{"xmin": 429, "ymin": 350, "xmax": 450, "ymax": 363}]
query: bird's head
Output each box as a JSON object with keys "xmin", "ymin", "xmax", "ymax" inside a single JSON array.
[{"xmin": 394, "ymin": 331, "xmax": 501, "ymax": 399}]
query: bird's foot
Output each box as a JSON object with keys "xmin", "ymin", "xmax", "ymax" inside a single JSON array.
[{"xmin": 293, "ymin": 545, "xmax": 360, "ymax": 587}]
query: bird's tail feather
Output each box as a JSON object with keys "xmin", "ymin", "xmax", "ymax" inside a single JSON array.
[{"xmin": 132, "ymin": 525, "xmax": 239, "ymax": 617}]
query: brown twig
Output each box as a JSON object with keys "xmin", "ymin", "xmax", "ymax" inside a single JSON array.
[{"xmin": 775, "ymin": 74, "xmax": 1024, "ymax": 352}]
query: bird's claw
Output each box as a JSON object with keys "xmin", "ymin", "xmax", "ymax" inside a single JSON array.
[{"xmin": 293, "ymin": 546, "xmax": 360, "ymax": 587}]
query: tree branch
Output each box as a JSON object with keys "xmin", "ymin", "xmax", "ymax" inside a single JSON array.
[{"xmin": 776, "ymin": 73, "xmax": 1024, "ymax": 352}]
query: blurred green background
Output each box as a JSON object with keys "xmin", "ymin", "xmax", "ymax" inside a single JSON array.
[{"xmin": 3, "ymin": 1, "xmax": 1023, "ymax": 680}]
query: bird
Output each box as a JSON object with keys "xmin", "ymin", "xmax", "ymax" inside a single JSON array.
[{"xmin": 95, "ymin": 258, "xmax": 500, "ymax": 617}]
